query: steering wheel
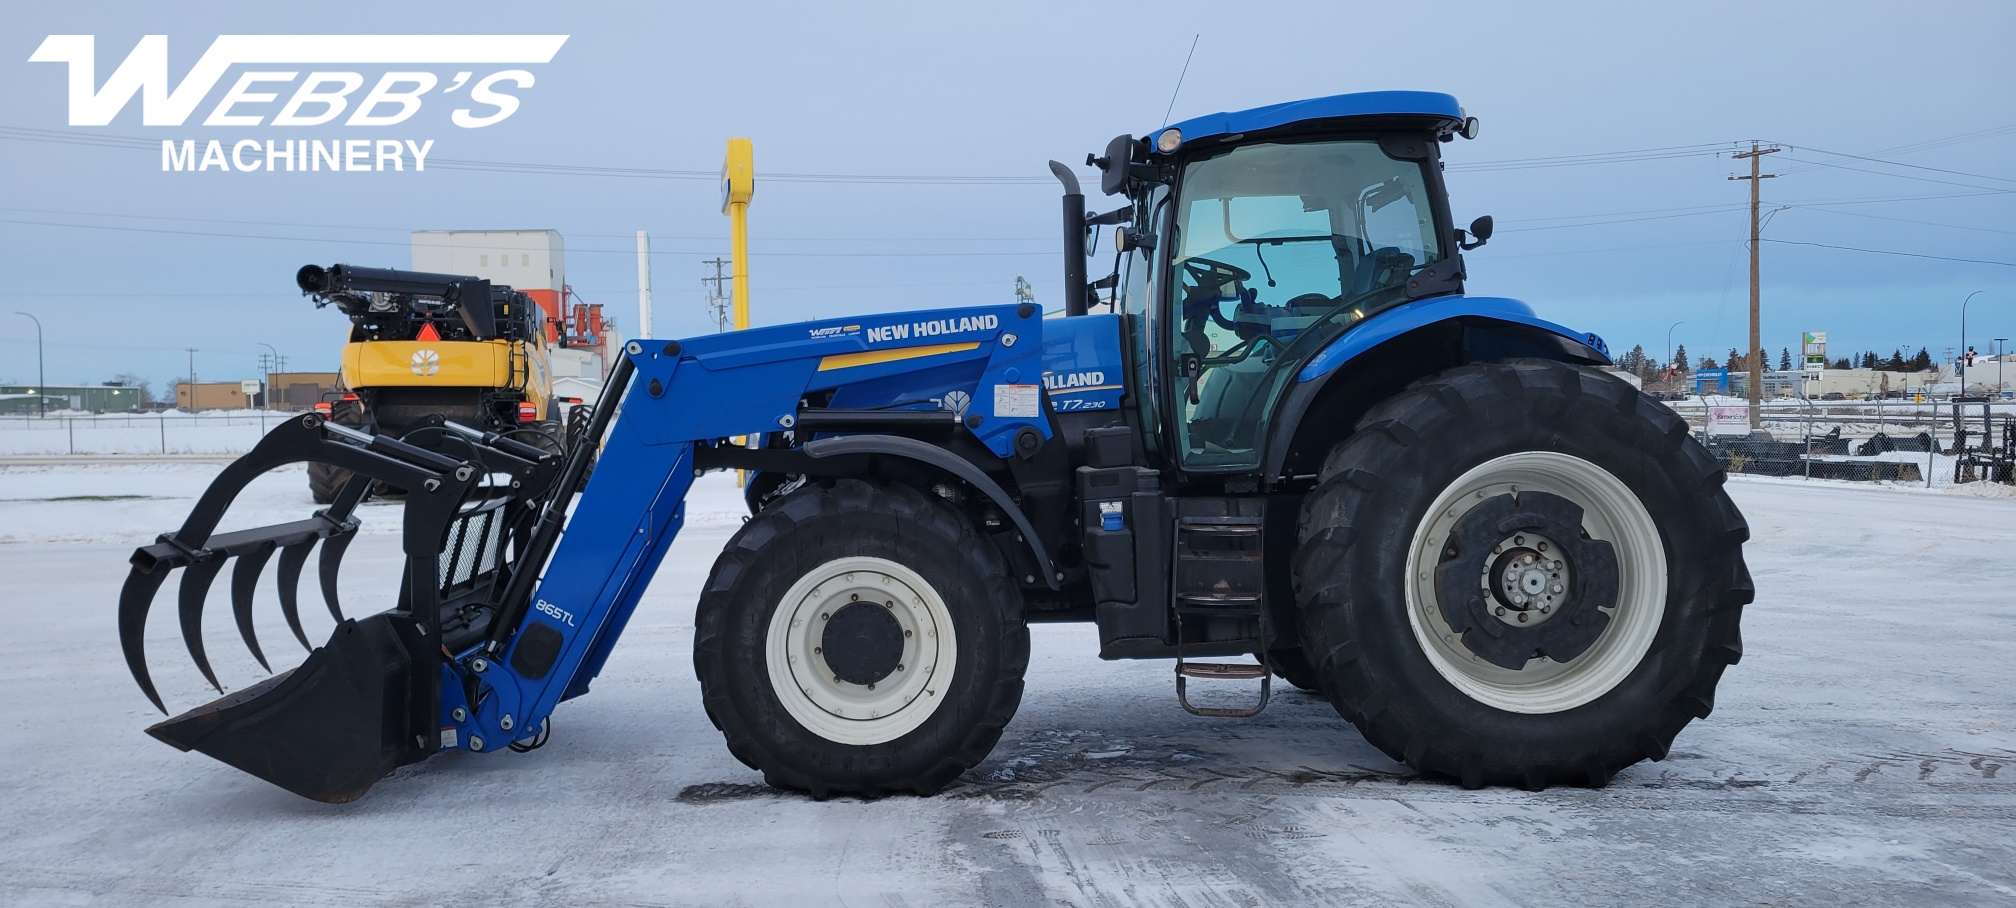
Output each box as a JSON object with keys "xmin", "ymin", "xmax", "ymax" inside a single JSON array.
[
  {"xmin": 1204, "ymin": 333, "xmax": 1284, "ymax": 367},
  {"xmin": 1180, "ymin": 256, "xmax": 1251, "ymax": 288}
]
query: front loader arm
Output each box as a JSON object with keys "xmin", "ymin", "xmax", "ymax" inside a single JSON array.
[{"xmin": 118, "ymin": 303, "xmax": 1047, "ymax": 802}]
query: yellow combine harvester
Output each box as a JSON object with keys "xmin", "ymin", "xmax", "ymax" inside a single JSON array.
[{"xmin": 298, "ymin": 263, "xmax": 562, "ymax": 503}]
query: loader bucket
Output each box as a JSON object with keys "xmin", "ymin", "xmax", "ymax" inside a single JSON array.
[
  {"xmin": 146, "ymin": 614, "xmax": 432, "ymax": 803},
  {"xmin": 117, "ymin": 413, "xmax": 558, "ymax": 801}
]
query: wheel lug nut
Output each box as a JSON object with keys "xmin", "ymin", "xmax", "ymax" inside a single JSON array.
[
  {"xmin": 850, "ymin": 594, "xmax": 859, "ymax": 601},
  {"xmin": 821, "ymin": 612, "xmax": 830, "ymax": 620},
  {"xmin": 867, "ymin": 683, "xmax": 876, "ymax": 691},
  {"xmin": 1537, "ymin": 542, "xmax": 1548, "ymax": 552},
  {"xmin": 1517, "ymin": 612, "xmax": 1529, "ymax": 623},
  {"xmin": 897, "ymin": 664, "xmax": 905, "ymax": 671},
  {"xmin": 1495, "ymin": 606, "xmax": 1506, "ymax": 616},
  {"xmin": 813, "ymin": 646, "xmax": 822, "ymax": 654}
]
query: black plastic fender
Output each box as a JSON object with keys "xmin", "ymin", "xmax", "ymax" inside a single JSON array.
[{"xmin": 801, "ymin": 435, "xmax": 1059, "ymax": 590}]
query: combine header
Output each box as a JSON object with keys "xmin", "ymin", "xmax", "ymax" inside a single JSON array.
[{"xmin": 120, "ymin": 91, "xmax": 1750, "ymax": 802}]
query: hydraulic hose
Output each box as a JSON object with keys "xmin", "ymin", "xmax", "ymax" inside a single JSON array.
[{"xmin": 483, "ymin": 351, "xmax": 637, "ymax": 653}]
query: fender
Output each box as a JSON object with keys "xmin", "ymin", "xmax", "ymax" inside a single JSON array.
[
  {"xmin": 699, "ymin": 434, "xmax": 1059, "ymax": 590},
  {"xmin": 1262, "ymin": 295, "xmax": 1611, "ymax": 483},
  {"xmin": 1295, "ymin": 294, "xmax": 1608, "ymax": 384}
]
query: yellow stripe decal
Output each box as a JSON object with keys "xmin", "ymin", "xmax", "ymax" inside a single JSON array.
[{"xmin": 817, "ymin": 342, "xmax": 981, "ymax": 372}]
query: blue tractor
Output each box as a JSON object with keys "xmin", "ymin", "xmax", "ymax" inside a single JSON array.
[{"xmin": 118, "ymin": 91, "xmax": 1751, "ymax": 802}]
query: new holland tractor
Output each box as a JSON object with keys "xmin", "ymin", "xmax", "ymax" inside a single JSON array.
[{"xmin": 117, "ymin": 91, "xmax": 1750, "ymax": 803}]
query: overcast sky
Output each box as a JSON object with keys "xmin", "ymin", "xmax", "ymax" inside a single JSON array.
[{"xmin": 3, "ymin": 0, "xmax": 2012, "ymax": 390}]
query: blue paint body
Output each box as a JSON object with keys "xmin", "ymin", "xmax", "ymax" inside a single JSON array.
[
  {"xmin": 1039, "ymin": 313, "xmax": 1126, "ymax": 413},
  {"xmin": 426, "ymin": 93, "xmax": 1615, "ymax": 755},
  {"xmin": 1297, "ymin": 294, "xmax": 1607, "ymax": 383},
  {"xmin": 1161, "ymin": 91, "xmax": 1462, "ymax": 141}
]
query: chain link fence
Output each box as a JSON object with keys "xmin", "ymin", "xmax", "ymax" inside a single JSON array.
[
  {"xmin": 1664, "ymin": 398, "xmax": 2016, "ymax": 486},
  {"xmin": 0, "ymin": 412, "xmax": 291, "ymax": 456}
]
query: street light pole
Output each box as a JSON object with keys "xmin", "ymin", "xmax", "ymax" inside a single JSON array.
[
  {"xmin": 1960, "ymin": 290, "xmax": 1983, "ymax": 390},
  {"xmin": 257, "ymin": 342, "xmax": 280, "ymax": 409},
  {"xmin": 1665, "ymin": 320, "xmax": 1685, "ymax": 386},
  {"xmin": 14, "ymin": 312, "xmax": 43, "ymax": 416}
]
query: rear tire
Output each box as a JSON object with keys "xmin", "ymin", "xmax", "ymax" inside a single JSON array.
[
  {"xmin": 1264, "ymin": 648, "xmax": 1323, "ymax": 693},
  {"xmin": 694, "ymin": 479, "xmax": 1028, "ymax": 797},
  {"xmin": 1294, "ymin": 360, "xmax": 1751, "ymax": 789},
  {"xmin": 307, "ymin": 461, "xmax": 349, "ymax": 505}
]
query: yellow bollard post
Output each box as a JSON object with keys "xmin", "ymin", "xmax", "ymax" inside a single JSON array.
[
  {"xmin": 721, "ymin": 139, "xmax": 755, "ymax": 485},
  {"xmin": 721, "ymin": 138, "xmax": 754, "ymax": 331}
]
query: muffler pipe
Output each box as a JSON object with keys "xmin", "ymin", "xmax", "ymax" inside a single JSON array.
[{"xmin": 1050, "ymin": 161, "xmax": 1087, "ymax": 317}]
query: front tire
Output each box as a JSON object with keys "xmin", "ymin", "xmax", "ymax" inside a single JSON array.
[
  {"xmin": 1294, "ymin": 360, "xmax": 1751, "ymax": 789},
  {"xmin": 694, "ymin": 479, "xmax": 1028, "ymax": 797}
]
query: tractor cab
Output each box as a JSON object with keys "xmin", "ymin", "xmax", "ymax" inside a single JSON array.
[{"xmin": 1077, "ymin": 92, "xmax": 1484, "ymax": 474}]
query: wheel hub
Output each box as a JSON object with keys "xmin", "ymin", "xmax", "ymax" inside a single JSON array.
[
  {"xmin": 1483, "ymin": 532, "xmax": 1571, "ymax": 627},
  {"xmin": 765, "ymin": 557, "xmax": 956, "ymax": 745},
  {"xmin": 1431, "ymin": 490, "xmax": 1619, "ymax": 670},
  {"xmin": 822, "ymin": 601, "xmax": 905, "ymax": 686}
]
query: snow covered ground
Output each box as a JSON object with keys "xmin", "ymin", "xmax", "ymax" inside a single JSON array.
[{"xmin": 0, "ymin": 464, "xmax": 2012, "ymax": 906}]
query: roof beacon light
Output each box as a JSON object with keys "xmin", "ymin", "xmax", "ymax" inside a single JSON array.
[{"xmin": 1156, "ymin": 128, "xmax": 1182, "ymax": 153}]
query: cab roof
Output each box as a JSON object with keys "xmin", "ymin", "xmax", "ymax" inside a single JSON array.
[{"xmin": 1161, "ymin": 91, "xmax": 1462, "ymax": 143}]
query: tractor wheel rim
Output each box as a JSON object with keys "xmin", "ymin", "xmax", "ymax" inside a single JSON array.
[
  {"xmin": 1403, "ymin": 451, "xmax": 1667, "ymax": 714},
  {"xmin": 765, "ymin": 556, "xmax": 956, "ymax": 745}
]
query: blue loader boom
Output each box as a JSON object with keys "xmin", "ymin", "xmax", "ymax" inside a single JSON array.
[{"xmin": 117, "ymin": 90, "xmax": 1750, "ymax": 803}]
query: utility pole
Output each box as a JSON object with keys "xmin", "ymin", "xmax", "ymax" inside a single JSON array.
[
  {"xmin": 1730, "ymin": 141, "xmax": 1779, "ymax": 429},
  {"xmin": 14, "ymin": 312, "xmax": 43, "ymax": 416},
  {"xmin": 185, "ymin": 347, "xmax": 199, "ymax": 409},
  {"xmin": 701, "ymin": 257, "xmax": 732, "ymax": 333},
  {"xmin": 636, "ymin": 230, "xmax": 654, "ymax": 339}
]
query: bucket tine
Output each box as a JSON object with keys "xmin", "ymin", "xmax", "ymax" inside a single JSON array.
[
  {"xmin": 178, "ymin": 558, "xmax": 229, "ymax": 694},
  {"xmin": 119, "ymin": 568, "xmax": 173, "ymax": 714},
  {"xmin": 276, "ymin": 540, "xmax": 317, "ymax": 652},
  {"xmin": 231, "ymin": 542, "xmax": 277, "ymax": 672},
  {"xmin": 318, "ymin": 530, "xmax": 356, "ymax": 623}
]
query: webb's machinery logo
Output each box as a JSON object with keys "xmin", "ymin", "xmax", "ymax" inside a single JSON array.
[{"xmin": 27, "ymin": 34, "xmax": 568, "ymax": 173}]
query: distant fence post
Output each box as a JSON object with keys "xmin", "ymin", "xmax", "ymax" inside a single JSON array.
[
  {"xmin": 159, "ymin": 416, "xmax": 167, "ymax": 454},
  {"xmin": 67, "ymin": 418, "xmax": 74, "ymax": 455}
]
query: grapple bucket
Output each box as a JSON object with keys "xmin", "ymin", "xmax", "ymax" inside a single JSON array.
[
  {"xmin": 147, "ymin": 614, "xmax": 431, "ymax": 803},
  {"xmin": 117, "ymin": 413, "xmax": 558, "ymax": 802}
]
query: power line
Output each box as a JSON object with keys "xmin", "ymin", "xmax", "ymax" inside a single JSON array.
[
  {"xmin": 0, "ymin": 126, "xmax": 1067, "ymax": 185},
  {"xmin": 1782, "ymin": 206, "xmax": 2016, "ymax": 236},
  {"xmin": 0, "ymin": 204, "xmax": 1055, "ymax": 244},
  {"xmin": 1774, "ymin": 155, "xmax": 2016, "ymax": 193},
  {"xmin": 0, "ymin": 216, "xmax": 1063, "ymax": 257},
  {"xmin": 1759, "ymin": 239, "xmax": 2016, "ymax": 268},
  {"xmin": 1776, "ymin": 143, "xmax": 2016, "ymax": 185}
]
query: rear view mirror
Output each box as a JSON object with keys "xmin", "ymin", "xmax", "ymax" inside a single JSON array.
[
  {"xmin": 1458, "ymin": 215, "xmax": 1493, "ymax": 251},
  {"xmin": 1097, "ymin": 134, "xmax": 1133, "ymax": 196}
]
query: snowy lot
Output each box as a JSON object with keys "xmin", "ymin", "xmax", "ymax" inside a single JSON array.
[{"xmin": 0, "ymin": 463, "xmax": 2012, "ymax": 906}]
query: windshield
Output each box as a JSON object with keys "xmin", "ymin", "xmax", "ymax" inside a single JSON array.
[{"xmin": 1165, "ymin": 138, "xmax": 1444, "ymax": 469}]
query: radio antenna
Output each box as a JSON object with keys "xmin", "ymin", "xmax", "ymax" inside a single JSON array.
[{"xmin": 1161, "ymin": 34, "xmax": 1201, "ymax": 127}]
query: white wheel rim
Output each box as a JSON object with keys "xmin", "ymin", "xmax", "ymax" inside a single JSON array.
[
  {"xmin": 764, "ymin": 556, "xmax": 957, "ymax": 745},
  {"xmin": 1402, "ymin": 451, "xmax": 1667, "ymax": 714}
]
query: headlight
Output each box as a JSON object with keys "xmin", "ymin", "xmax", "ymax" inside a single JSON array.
[{"xmin": 1156, "ymin": 128, "xmax": 1182, "ymax": 153}]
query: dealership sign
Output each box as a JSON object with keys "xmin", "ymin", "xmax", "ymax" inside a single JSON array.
[{"xmin": 27, "ymin": 35, "xmax": 568, "ymax": 172}]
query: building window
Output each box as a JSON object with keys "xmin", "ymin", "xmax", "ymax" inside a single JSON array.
[
  {"xmin": 522, "ymin": 254, "xmax": 531, "ymax": 266},
  {"xmin": 480, "ymin": 254, "xmax": 489, "ymax": 266}
]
